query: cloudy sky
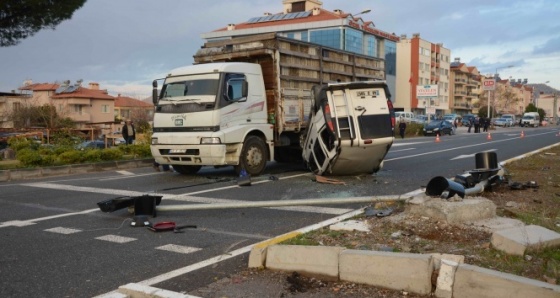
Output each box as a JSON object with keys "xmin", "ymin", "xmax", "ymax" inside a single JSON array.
[{"xmin": 1, "ymin": 0, "xmax": 559, "ymax": 98}]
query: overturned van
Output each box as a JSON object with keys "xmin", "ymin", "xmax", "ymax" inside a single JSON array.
[{"xmin": 302, "ymin": 81, "xmax": 395, "ymax": 176}]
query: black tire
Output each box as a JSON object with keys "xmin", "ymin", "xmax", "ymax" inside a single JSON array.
[
  {"xmin": 235, "ymin": 136, "xmax": 267, "ymax": 176},
  {"xmin": 173, "ymin": 165, "xmax": 201, "ymax": 175}
]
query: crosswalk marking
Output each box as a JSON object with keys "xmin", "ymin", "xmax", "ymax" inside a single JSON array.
[
  {"xmin": 96, "ymin": 234, "xmax": 137, "ymax": 243},
  {"xmin": 156, "ymin": 244, "xmax": 201, "ymax": 254},
  {"xmin": 44, "ymin": 227, "xmax": 82, "ymax": 234}
]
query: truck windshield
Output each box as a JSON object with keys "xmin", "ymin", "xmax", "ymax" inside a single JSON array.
[{"xmin": 161, "ymin": 79, "xmax": 219, "ymax": 99}]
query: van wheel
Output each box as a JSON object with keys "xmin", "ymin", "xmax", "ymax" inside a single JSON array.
[
  {"xmin": 235, "ymin": 136, "xmax": 267, "ymax": 176},
  {"xmin": 173, "ymin": 165, "xmax": 201, "ymax": 175}
]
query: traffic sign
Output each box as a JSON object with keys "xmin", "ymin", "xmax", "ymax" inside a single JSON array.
[{"xmin": 482, "ymin": 79, "xmax": 496, "ymax": 91}]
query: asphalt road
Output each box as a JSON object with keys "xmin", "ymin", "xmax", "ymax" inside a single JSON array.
[{"xmin": 0, "ymin": 125, "xmax": 558, "ymax": 297}]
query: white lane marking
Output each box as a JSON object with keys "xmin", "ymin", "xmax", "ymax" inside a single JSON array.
[
  {"xmin": 384, "ymin": 132, "xmax": 553, "ymax": 162},
  {"xmin": 156, "ymin": 244, "xmax": 202, "ymax": 255},
  {"xmin": 0, "ymin": 208, "xmax": 98, "ymax": 229},
  {"xmin": 99, "ymin": 172, "xmax": 159, "ymax": 181},
  {"xmin": 1, "ymin": 220, "xmax": 36, "ymax": 227},
  {"xmin": 96, "ymin": 235, "xmax": 136, "ymax": 243},
  {"xmin": 450, "ymin": 149, "xmax": 497, "ymax": 160},
  {"xmin": 137, "ymin": 208, "xmax": 365, "ymax": 287},
  {"xmin": 116, "ymin": 170, "xmax": 135, "ymax": 176},
  {"xmin": 389, "ymin": 148, "xmax": 416, "ymax": 153},
  {"xmin": 45, "ymin": 227, "xmax": 82, "ymax": 234}
]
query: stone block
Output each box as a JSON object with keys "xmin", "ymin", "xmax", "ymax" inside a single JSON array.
[
  {"xmin": 406, "ymin": 197, "xmax": 496, "ymax": 224},
  {"xmin": 339, "ymin": 250, "xmax": 433, "ymax": 295},
  {"xmin": 41, "ymin": 165, "xmax": 71, "ymax": 177},
  {"xmin": 435, "ymin": 259, "xmax": 458, "ymax": 298},
  {"xmin": 453, "ymin": 263, "xmax": 560, "ymax": 298}
]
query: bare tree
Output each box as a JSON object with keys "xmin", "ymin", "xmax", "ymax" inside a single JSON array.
[{"xmin": 494, "ymin": 86, "xmax": 520, "ymax": 115}]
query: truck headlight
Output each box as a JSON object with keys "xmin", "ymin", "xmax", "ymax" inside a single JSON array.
[
  {"xmin": 200, "ymin": 137, "xmax": 221, "ymax": 144},
  {"xmin": 151, "ymin": 137, "xmax": 158, "ymax": 145}
]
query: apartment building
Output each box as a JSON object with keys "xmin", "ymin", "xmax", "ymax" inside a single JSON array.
[
  {"xmin": 201, "ymin": 0, "xmax": 399, "ymax": 97},
  {"xmin": 449, "ymin": 58, "xmax": 481, "ymax": 115},
  {"xmin": 396, "ymin": 33, "xmax": 451, "ymax": 116}
]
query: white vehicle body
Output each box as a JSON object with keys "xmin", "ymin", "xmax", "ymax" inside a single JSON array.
[
  {"xmin": 151, "ymin": 63, "xmax": 273, "ymax": 176},
  {"xmin": 394, "ymin": 111, "xmax": 415, "ymax": 123},
  {"xmin": 521, "ymin": 112, "xmax": 540, "ymax": 127},
  {"xmin": 501, "ymin": 114, "xmax": 516, "ymax": 126},
  {"xmin": 302, "ymin": 81, "xmax": 394, "ymax": 176}
]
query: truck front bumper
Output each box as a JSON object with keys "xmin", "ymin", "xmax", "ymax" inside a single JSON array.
[{"xmin": 151, "ymin": 143, "xmax": 240, "ymax": 166}]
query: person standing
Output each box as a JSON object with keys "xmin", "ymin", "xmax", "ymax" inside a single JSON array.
[
  {"xmin": 398, "ymin": 120, "xmax": 407, "ymax": 139},
  {"xmin": 468, "ymin": 117, "xmax": 474, "ymax": 133},
  {"xmin": 122, "ymin": 119, "xmax": 136, "ymax": 145},
  {"xmin": 474, "ymin": 117, "xmax": 480, "ymax": 133}
]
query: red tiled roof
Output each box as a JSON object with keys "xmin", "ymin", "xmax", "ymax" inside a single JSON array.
[
  {"xmin": 114, "ymin": 95, "xmax": 153, "ymax": 108},
  {"xmin": 19, "ymin": 83, "xmax": 58, "ymax": 91},
  {"xmin": 51, "ymin": 87, "xmax": 115, "ymax": 100}
]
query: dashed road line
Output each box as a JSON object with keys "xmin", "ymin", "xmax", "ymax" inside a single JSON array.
[
  {"xmin": 44, "ymin": 227, "xmax": 82, "ymax": 234},
  {"xmin": 96, "ymin": 235, "xmax": 137, "ymax": 244},
  {"xmin": 156, "ymin": 244, "xmax": 202, "ymax": 255}
]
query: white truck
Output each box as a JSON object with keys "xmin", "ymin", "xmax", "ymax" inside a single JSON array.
[{"xmin": 150, "ymin": 33, "xmax": 395, "ymax": 176}]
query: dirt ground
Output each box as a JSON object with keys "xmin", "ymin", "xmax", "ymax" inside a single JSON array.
[{"xmin": 189, "ymin": 145, "xmax": 560, "ymax": 297}]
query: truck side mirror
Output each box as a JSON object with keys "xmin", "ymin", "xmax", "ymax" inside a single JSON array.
[
  {"xmin": 242, "ymin": 81, "xmax": 248, "ymax": 98},
  {"xmin": 152, "ymin": 80, "xmax": 159, "ymax": 105}
]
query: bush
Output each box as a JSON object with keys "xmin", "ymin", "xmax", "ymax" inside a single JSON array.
[
  {"xmin": 16, "ymin": 148, "xmax": 43, "ymax": 167},
  {"xmin": 100, "ymin": 148, "xmax": 124, "ymax": 161},
  {"xmin": 8, "ymin": 136, "xmax": 38, "ymax": 152},
  {"xmin": 118, "ymin": 144, "xmax": 151, "ymax": 158},
  {"xmin": 83, "ymin": 149, "xmax": 102, "ymax": 163},
  {"xmin": 57, "ymin": 150, "xmax": 84, "ymax": 164}
]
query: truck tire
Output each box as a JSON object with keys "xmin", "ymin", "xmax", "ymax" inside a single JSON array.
[
  {"xmin": 235, "ymin": 136, "xmax": 267, "ymax": 176},
  {"xmin": 173, "ymin": 165, "xmax": 202, "ymax": 175}
]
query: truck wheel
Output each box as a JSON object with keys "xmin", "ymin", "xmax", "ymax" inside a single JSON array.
[
  {"xmin": 235, "ymin": 136, "xmax": 267, "ymax": 176},
  {"xmin": 173, "ymin": 165, "xmax": 201, "ymax": 175}
]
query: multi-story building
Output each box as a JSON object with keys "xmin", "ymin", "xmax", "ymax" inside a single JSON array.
[
  {"xmin": 114, "ymin": 95, "xmax": 153, "ymax": 122},
  {"xmin": 200, "ymin": 0, "xmax": 399, "ymax": 97},
  {"xmin": 17, "ymin": 81, "xmax": 115, "ymax": 129},
  {"xmin": 449, "ymin": 58, "xmax": 481, "ymax": 115},
  {"xmin": 0, "ymin": 91, "xmax": 30, "ymax": 128},
  {"xmin": 396, "ymin": 33, "xmax": 451, "ymax": 116}
]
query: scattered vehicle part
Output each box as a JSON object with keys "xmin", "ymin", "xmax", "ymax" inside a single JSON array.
[
  {"xmin": 130, "ymin": 215, "xmax": 151, "ymax": 227},
  {"xmin": 97, "ymin": 195, "xmax": 162, "ymax": 216},
  {"xmin": 147, "ymin": 221, "xmax": 197, "ymax": 233}
]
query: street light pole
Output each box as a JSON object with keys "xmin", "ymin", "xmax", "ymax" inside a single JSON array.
[{"xmin": 352, "ymin": 9, "xmax": 371, "ymax": 17}]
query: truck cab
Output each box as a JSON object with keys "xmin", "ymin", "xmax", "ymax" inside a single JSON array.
[
  {"xmin": 521, "ymin": 112, "xmax": 540, "ymax": 127},
  {"xmin": 151, "ymin": 62, "xmax": 273, "ymax": 176}
]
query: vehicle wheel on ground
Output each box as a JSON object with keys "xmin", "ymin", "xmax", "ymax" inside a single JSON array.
[
  {"xmin": 173, "ymin": 165, "xmax": 202, "ymax": 175},
  {"xmin": 234, "ymin": 136, "xmax": 267, "ymax": 176}
]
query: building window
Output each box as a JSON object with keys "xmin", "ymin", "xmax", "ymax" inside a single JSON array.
[
  {"xmin": 385, "ymin": 40, "xmax": 396, "ymax": 76},
  {"xmin": 101, "ymin": 105, "xmax": 109, "ymax": 113},
  {"xmin": 344, "ymin": 27, "xmax": 363, "ymax": 54},
  {"xmin": 74, "ymin": 105, "xmax": 82, "ymax": 114},
  {"xmin": 365, "ymin": 35, "xmax": 377, "ymax": 57},
  {"xmin": 13, "ymin": 102, "xmax": 21, "ymax": 111},
  {"xmin": 310, "ymin": 29, "xmax": 342, "ymax": 50}
]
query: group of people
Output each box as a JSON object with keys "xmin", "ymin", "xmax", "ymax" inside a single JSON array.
[{"xmin": 467, "ymin": 116, "xmax": 491, "ymax": 133}]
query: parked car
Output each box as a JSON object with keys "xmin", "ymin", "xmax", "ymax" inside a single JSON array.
[
  {"xmin": 76, "ymin": 140, "xmax": 109, "ymax": 150},
  {"xmin": 423, "ymin": 120, "xmax": 455, "ymax": 136},
  {"xmin": 394, "ymin": 111, "xmax": 415, "ymax": 123},
  {"xmin": 412, "ymin": 115, "xmax": 429, "ymax": 125},
  {"xmin": 493, "ymin": 117, "xmax": 513, "ymax": 127},
  {"xmin": 461, "ymin": 114, "xmax": 476, "ymax": 127}
]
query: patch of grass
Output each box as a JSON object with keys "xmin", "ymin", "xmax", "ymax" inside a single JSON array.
[{"xmin": 282, "ymin": 233, "xmax": 320, "ymax": 246}]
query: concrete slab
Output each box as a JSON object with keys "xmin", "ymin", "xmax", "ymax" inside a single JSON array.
[
  {"xmin": 467, "ymin": 216, "xmax": 525, "ymax": 233},
  {"xmin": 491, "ymin": 225, "xmax": 560, "ymax": 255},
  {"xmin": 406, "ymin": 197, "xmax": 496, "ymax": 224},
  {"xmin": 266, "ymin": 245, "xmax": 344, "ymax": 280},
  {"xmin": 435, "ymin": 259, "xmax": 458, "ymax": 298},
  {"xmin": 453, "ymin": 263, "xmax": 560, "ymax": 298},
  {"xmin": 329, "ymin": 220, "xmax": 370, "ymax": 232},
  {"xmin": 339, "ymin": 250, "xmax": 433, "ymax": 295}
]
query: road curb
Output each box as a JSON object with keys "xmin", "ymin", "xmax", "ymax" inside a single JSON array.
[{"xmin": 0, "ymin": 158, "xmax": 154, "ymax": 182}]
